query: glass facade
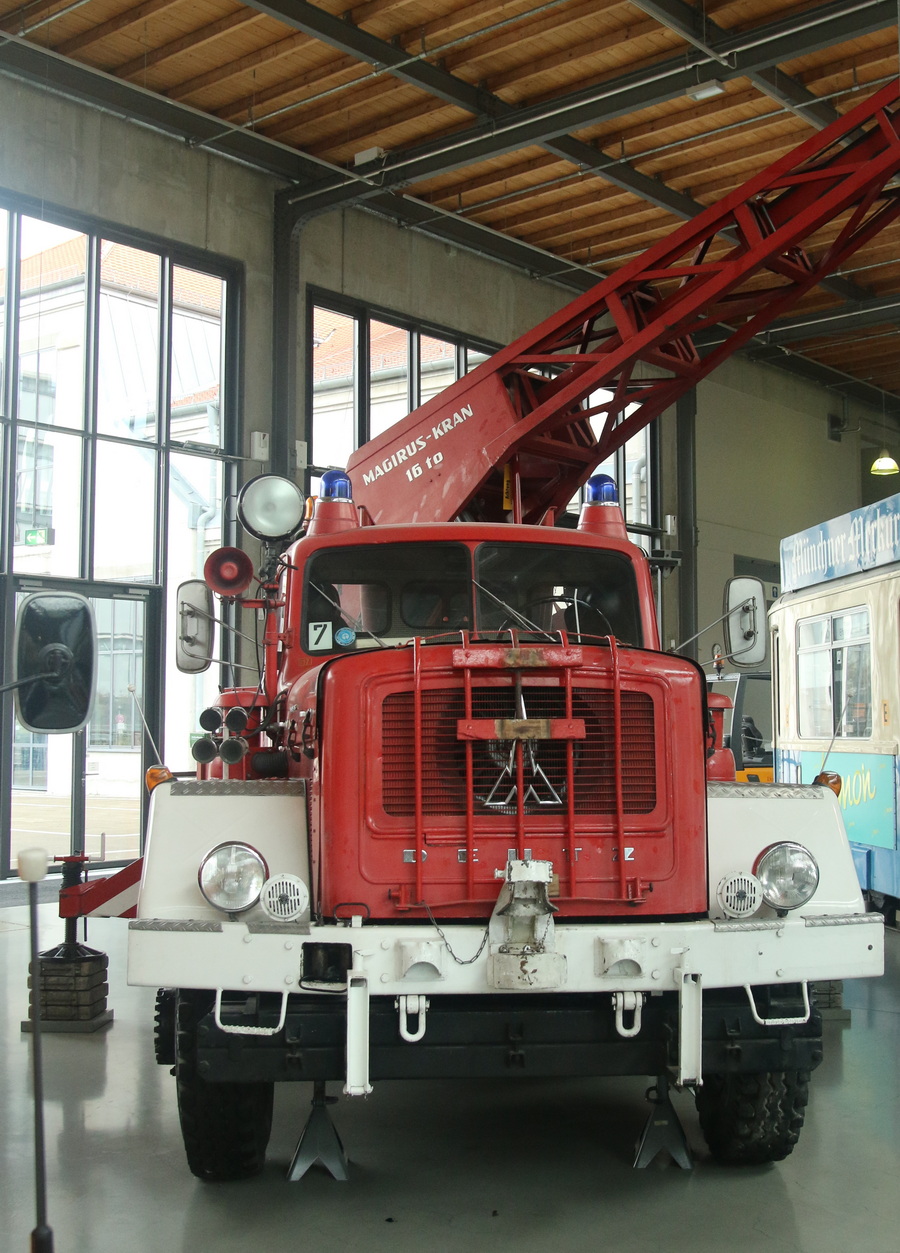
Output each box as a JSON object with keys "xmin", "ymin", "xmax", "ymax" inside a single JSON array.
[{"xmin": 0, "ymin": 203, "xmax": 240, "ymax": 877}]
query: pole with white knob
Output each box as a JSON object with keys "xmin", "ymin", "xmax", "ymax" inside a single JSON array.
[{"xmin": 19, "ymin": 847, "xmax": 54, "ymax": 1253}]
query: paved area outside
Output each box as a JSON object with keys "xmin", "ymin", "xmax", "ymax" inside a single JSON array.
[{"xmin": 11, "ymin": 792, "xmax": 141, "ymax": 864}]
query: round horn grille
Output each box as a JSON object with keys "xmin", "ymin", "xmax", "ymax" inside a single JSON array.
[
  {"xmin": 260, "ymin": 874, "xmax": 309, "ymax": 922},
  {"xmin": 716, "ymin": 872, "xmax": 763, "ymax": 919}
]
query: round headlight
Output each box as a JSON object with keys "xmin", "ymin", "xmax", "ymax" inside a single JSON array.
[
  {"xmin": 198, "ymin": 842, "xmax": 268, "ymax": 914},
  {"xmin": 237, "ymin": 475, "xmax": 305, "ymax": 542},
  {"xmin": 753, "ymin": 842, "xmax": 819, "ymax": 911}
]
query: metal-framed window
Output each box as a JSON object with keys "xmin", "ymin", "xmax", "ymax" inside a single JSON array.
[
  {"xmin": 307, "ymin": 290, "xmax": 493, "ymax": 487},
  {"xmin": 306, "ymin": 290, "xmax": 659, "ymax": 545},
  {"xmin": 0, "ymin": 197, "xmax": 243, "ymax": 877}
]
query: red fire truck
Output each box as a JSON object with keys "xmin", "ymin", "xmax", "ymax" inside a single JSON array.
[{"xmin": 97, "ymin": 82, "xmax": 900, "ymax": 1180}]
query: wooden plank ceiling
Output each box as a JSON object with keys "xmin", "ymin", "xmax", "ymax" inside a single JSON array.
[{"xmin": 2, "ymin": 0, "xmax": 900, "ymax": 411}]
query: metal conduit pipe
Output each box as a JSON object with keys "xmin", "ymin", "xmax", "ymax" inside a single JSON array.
[{"xmin": 631, "ymin": 455, "xmax": 647, "ymax": 531}]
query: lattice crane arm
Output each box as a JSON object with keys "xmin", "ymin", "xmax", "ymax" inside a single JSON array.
[{"xmin": 347, "ymin": 81, "xmax": 900, "ymax": 526}]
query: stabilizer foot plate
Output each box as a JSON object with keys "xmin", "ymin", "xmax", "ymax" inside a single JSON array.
[
  {"xmin": 287, "ymin": 1082, "xmax": 349, "ymax": 1182},
  {"xmin": 633, "ymin": 1076, "xmax": 693, "ymax": 1170}
]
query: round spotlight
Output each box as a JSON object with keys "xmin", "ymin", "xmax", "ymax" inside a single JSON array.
[
  {"xmin": 237, "ymin": 475, "xmax": 305, "ymax": 542},
  {"xmin": 754, "ymin": 842, "xmax": 819, "ymax": 911},
  {"xmin": 198, "ymin": 842, "xmax": 268, "ymax": 913}
]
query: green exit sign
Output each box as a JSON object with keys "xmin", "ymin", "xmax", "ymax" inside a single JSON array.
[{"xmin": 24, "ymin": 527, "xmax": 55, "ymax": 546}]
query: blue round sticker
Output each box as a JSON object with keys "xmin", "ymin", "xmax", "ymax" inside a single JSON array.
[{"xmin": 335, "ymin": 626, "xmax": 356, "ymax": 647}]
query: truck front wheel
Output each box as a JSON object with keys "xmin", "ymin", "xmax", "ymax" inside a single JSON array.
[
  {"xmin": 175, "ymin": 991, "xmax": 274, "ymax": 1181},
  {"xmin": 695, "ymin": 1070, "xmax": 810, "ymax": 1165}
]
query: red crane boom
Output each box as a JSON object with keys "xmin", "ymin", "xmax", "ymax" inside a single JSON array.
[{"xmin": 348, "ymin": 79, "xmax": 900, "ymax": 526}]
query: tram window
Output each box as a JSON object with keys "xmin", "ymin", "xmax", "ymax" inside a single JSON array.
[{"xmin": 797, "ymin": 607, "xmax": 872, "ymax": 739}]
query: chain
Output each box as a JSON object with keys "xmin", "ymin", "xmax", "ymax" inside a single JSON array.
[
  {"xmin": 419, "ymin": 899, "xmax": 555, "ymax": 962},
  {"xmin": 420, "ymin": 901, "xmax": 490, "ymax": 966}
]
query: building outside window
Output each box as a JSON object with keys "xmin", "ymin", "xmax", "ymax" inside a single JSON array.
[
  {"xmin": 0, "ymin": 205, "xmax": 240, "ymax": 877},
  {"xmin": 308, "ymin": 294, "xmax": 658, "ymax": 545},
  {"xmin": 12, "ymin": 723, "xmax": 46, "ymax": 791},
  {"xmin": 310, "ymin": 298, "xmax": 490, "ymax": 481}
]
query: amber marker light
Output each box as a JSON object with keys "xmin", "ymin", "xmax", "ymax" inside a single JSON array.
[
  {"xmin": 145, "ymin": 765, "xmax": 175, "ymax": 793},
  {"xmin": 813, "ymin": 770, "xmax": 842, "ymax": 797}
]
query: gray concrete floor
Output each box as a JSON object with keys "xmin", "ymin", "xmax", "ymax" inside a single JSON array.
[{"xmin": 1, "ymin": 905, "xmax": 898, "ymax": 1253}]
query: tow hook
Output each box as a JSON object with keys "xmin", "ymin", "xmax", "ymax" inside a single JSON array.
[
  {"xmin": 612, "ymin": 990, "xmax": 644, "ymax": 1038},
  {"xmin": 396, "ymin": 993, "xmax": 430, "ymax": 1042}
]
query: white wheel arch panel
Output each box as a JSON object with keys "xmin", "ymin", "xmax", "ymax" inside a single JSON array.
[
  {"xmin": 138, "ymin": 780, "xmax": 309, "ymax": 921},
  {"xmin": 706, "ymin": 782, "xmax": 864, "ymax": 920}
]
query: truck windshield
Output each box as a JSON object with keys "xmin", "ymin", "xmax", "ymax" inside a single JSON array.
[
  {"xmin": 302, "ymin": 539, "xmax": 642, "ymax": 655},
  {"xmin": 303, "ymin": 542, "xmax": 471, "ymax": 654},
  {"xmin": 474, "ymin": 542, "xmax": 641, "ymax": 645}
]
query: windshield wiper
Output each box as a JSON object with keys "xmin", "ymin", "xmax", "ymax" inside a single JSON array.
[
  {"xmin": 310, "ymin": 584, "xmax": 389, "ymax": 649},
  {"xmin": 472, "ymin": 579, "xmax": 556, "ymax": 641}
]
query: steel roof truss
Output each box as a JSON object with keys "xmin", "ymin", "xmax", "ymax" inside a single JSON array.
[{"xmin": 348, "ymin": 82, "xmax": 900, "ymax": 524}]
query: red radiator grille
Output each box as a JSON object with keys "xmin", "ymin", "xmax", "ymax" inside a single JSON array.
[{"xmin": 381, "ymin": 684, "xmax": 656, "ymax": 817}]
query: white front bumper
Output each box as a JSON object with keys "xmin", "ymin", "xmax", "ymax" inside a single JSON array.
[
  {"xmin": 132, "ymin": 907, "xmax": 882, "ymax": 1092},
  {"xmin": 129, "ymin": 911, "xmax": 882, "ymax": 1091},
  {"xmin": 128, "ymin": 911, "xmax": 883, "ymax": 998}
]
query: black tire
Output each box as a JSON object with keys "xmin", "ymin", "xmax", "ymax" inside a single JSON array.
[
  {"xmin": 695, "ymin": 1070, "xmax": 810, "ymax": 1165},
  {"xmin": 153, "ymin": 988, "xmax": 177, "ymax": 1068},
  {"xmin": 866, "ymin": 890, "xmax": 898, "ymax": 928},
  {"xmin": 175, "ymin": 991, "xmax": 274, "ymax": 1182}
]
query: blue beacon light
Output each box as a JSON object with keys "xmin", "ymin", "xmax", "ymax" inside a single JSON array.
[
  {"xmin": 585, "ymin": 474, "xmax": 618, "ymax": 505},
  {"xmin": 320, "ymin": 469, "xmax": 353, "ymax": 501}
]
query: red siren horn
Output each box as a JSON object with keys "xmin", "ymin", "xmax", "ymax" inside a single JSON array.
[{"xmin": 204, "ymin": 547, "xmax": 254, "ymax": 598}]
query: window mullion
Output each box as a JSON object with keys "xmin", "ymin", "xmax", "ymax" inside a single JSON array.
[
  {"xmin": 160, "ymin": 254, "xmax": 174, "ymax": 452},
  {"xmin": 222, "ymin": 270, "xmax": 241, "ymax": 478},
  {"xmin": 409, "ymin": 328, "xmax": 420, "ymax": 412},
  {"xmin": 155, "ymin": 257, "xmax": 173, "ymax": 755},
  {"xmin": 7, "ymin": 215, "xmax": 24, "ymax": 576},
  {"xmin": 357, "ymin": 314, "xmax": 369, "ymax": 449},
  {"xmin": 1, "ymin": 211, "xmax": 20, "ymax": 572},
  {"xmin": 83, "ymin": 234, "xmax": 101, "ymax": 580},
  {"xmin": 158, "ymin": 254, "xmax": 174, "ymax": 588},
  {"xmin": 1, "ymin": 209, "xmax": 12, "ymax": 419}
]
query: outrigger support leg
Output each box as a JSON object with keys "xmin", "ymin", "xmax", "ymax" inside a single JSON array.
[
  {"xmin": 287, "ymin": 1081, "xmax": 350, "ymax": 1182},
  {"xmin": 633, "ymin": 1074, "xmax": 693, "ymax": 1170}
]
